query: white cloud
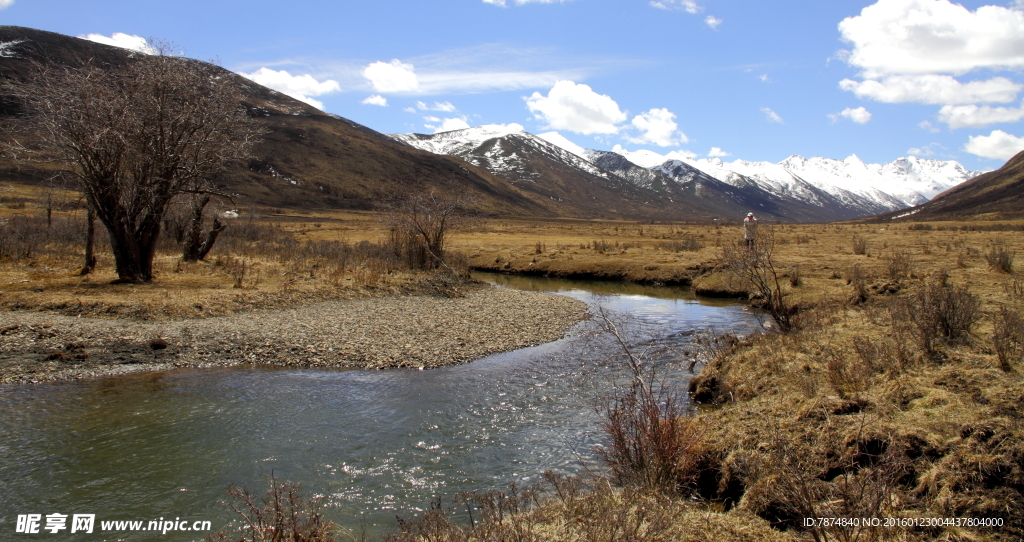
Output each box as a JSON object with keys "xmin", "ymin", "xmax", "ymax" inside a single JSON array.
[
  {"xmin": 628, "ymin": 108, "xmax": 688, "ymax": 147},
  {"xmin": 829, "ymin": 106, "xmax": 872, "ymax": 124},
  {"xmin": 240, "ymin": 67, "xmax": 341, "ymax": 110},
  {"xmin": 705, "ymin": 15, "xmax": 723, "ymax": 29},
  {"xmin": 403, "ymin": 107, "xmax": 417, "ymax": 113},
  {"xmin": 0, "ymin": 0, "xmax": 14, "ymax": 9},
  {"xmin": 907, "ymin": 143, "xmax": 945, "ymax": 157},
  {"xmin": 918, "ymin": 120, "xmax": 941, "ymax": 133},
  {"xmin": 416, "ymin": 101, "xmax": 457, "ymax": 112},
  {"xmin": 361, "ymin": 95, "xmax": 388, "ymax": 106},
  {"xmin": 483, "ymin": 0, "xmax": 572, "ymax": 6},
  {"xmin": 416, "ymin": 71, "xmax": 567, "ymax": 94},
  {"xmin": 425, "ymin": 118, "xmax": 472, "ymax": 133},
  {"xmin": 650, "ymin": 0, "xmax": 701, "ymax": 14},
  {"xmin": 838, "ymin": 0, "xmax": 1024, "ymax": 78},
  {"xmin": 525, "ymin": 80, "xmax": 627, "ymax": 135},
  {"xmin": 363, "ymin": 60, "xmax": 419, "ymax": 93},
  {"xmin": 964, "ymin": 129, "xmax": 1024, "ymax": 160},
  {"xmin": 708, "ymin": 147, "xmax": 730, "ymax": 157},
  {"xmin": 937, "ymin": 103, "xmax": 1024, "ymax": 129},
  {"xmin": 423, "ymin": 116, "xmax": 442, "ymax": 123},
  {"xmin": 759, "ymin": 73, "xmax": 770, "ymax": 83},
  {"xmin": 838, "ymin": 75, "xmax": 1022, "ymax": 105},
  {"xmin": 761, "ymin": 107, "xmax": 784, "ymax": 124},
  {"xmin": 79, "ymin": 33, "xmax": 157, "ymax": 55}
]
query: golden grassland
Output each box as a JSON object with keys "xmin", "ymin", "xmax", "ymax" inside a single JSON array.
[{"xmin": 4, "ymin": 184, "xmax": 1024, "ymax": 540}]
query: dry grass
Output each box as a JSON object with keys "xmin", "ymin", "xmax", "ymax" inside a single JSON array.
[{"xmin": 0, "ymin": 186, "xmax": 468, "ymax": 319}]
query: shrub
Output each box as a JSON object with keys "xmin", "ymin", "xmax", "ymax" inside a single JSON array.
[
  {"xmin": 994, "ymin": 306, "xmax": 1024, "ymax": 372},
  {"xmin": 720, "ymin": 225, "xmax": 795, "ymax": 333},
  {"xmin": 788, "ymin": 266, "xmax": 802, "ymax": 287},
  {"xmin": 598, "ymin": 385, "xmax": 704, "ymax": 494},
  {"xmin": 847, "ymin": 264, "xmax": 868, "ymax": 304},
  {"xmin": 985, "ymin": 244, "xmax": 1015, "ymax": 273},
  {"xmin": 891, "ymin": 281, "xmax": 981, "ymax": 354},
  {"xmin": 885, "ymin": 250, "xmax": 912, "ymax": 281},
  {"xmin": 852, "ymin": 235, "xmax": 868, "ymax": 255},
  {"xmin": 206, "ymin": 475, "xmax": 339, "ymax": 542}
]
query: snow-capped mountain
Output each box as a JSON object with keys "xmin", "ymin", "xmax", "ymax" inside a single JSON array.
[
  {"xmin": 613, "ymin": 147, "xmax": 984, "ymax": 217},
  {"xmin": 392, "ymin": 124, "xmax": 616, "ymax": 183},
  {"xmin": 391, "ymin": 125, "xmax": 984, "ymax": 222},
  {"xmin": 390, "ymin": 125, "xmax": 828, "ymax": 221}
]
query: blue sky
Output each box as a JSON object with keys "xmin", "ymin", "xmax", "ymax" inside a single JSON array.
[{"xmin": 4, "ymin": 0, "xmax": 1024, "ymax": 168}]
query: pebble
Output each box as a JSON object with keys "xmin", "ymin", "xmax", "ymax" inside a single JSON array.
[{"xmin": 0, "ymin": 285, "xmax": 587, "ymax": 384}]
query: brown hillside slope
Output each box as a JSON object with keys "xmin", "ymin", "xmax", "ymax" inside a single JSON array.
[
  {"xmin": 0, "ymin": 26, "xmax": 552, "ymax": 217},
  {"xmin": 870, "ymin": 150, "xmax": 1024, "ymax": 222}
]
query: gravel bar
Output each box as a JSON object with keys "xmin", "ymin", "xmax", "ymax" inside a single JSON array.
[{"xmin": 0, "ymin": 285, "xmax": 588, "ymax": 384}]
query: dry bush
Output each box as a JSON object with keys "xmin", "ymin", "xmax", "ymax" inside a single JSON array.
[
  {"xmin": 592, "ymin": 239, "xmax": 612, "ymax": 253},
  {"xmin": 820, "ymin": 343, "xmax": 872, "ymax": 398},
  {"xmin": 598, "ymin": 386, "xmax": 705, "ymax": 494},
  {"xmin": 852, "ymin": 236, "xmax": 868, "ymax": 255},
  {"xmin": 0, "ymin": 214, "xmax": 91, "ymax": 262},
  {"xmin": 721, "ymin": 225, "xmax": 795, "ymax": 333},
  {"xmin": 890, "ymin": 281, "xmax": 981, "ymax": 355},
  {"xmin": 852, "ymin": 335, "xmax": 912, "ymax": 376},
  {"xmin": 985, "ymin": 244, "xmax": 1015, "ymax": 273},
  {"xmin": 1005, "ymin": 273, "xmax": 1024, "ymax": 300},
  {"xmin": 589, "ymin": 306, "xmax": 709, "ymax": 495},
  {"xmin": 379, "ymin": 189, "xmax": 474, "ymax": 270},
  {"xmin": 847, "ymin": 265, "xmax": 868, "ymax": 304},
  {"xmin": 885, "ymin": 251, "xmax": 912, "ymax": 282},
  {"xmin": 993, "ymin": 306, "xmax": 1024, "ymax": 372},
  {"xmin": 788, "ymin": 266, "xmax": 802, "ymax": 288},
  {"xmin": 206, "ymin": 475, "xmax": 340, "ymax": 542}
]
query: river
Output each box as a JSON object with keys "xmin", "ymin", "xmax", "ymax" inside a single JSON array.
[{"xmin": 0, "ymin": 272, "xmax": 762, "ymax": 540}]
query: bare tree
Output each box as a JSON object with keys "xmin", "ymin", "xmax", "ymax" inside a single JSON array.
[
  {"xmin": 721, "ymin": 223, "xmax": 795, "ymax": 332},
  {"xmin": 380, "ymin": 189, "xmax": 473, "ymax": 271},
  {"xmin": 181, "ymin": 193, "xmax": 228, "ymax": 262},
  {"xmin": 3, "ymin": 52, "xmax": 261, "ymax": 282}
]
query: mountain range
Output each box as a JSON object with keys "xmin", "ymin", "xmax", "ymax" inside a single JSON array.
[
  {"xmin": 393, "ymin": 124, "xmax": 985, "ymax": 222},
  {"xmin": 0, "ymin": 26, "xmax": 1015, "ymax": 224}
]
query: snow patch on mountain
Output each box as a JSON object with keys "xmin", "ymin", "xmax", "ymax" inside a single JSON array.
[{"xmin": 0, "ymin": 40, "xmax": 25, "ymax": 58}]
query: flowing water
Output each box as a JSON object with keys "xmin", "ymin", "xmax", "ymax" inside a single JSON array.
[{"xmin": 0, "ymin": 273, "xmax": 762, "ymax": 540}]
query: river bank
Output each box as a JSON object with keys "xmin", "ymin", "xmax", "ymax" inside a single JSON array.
[{"xmin": 0, "ymin": 284, "xmax": 587, "ymax": 384}]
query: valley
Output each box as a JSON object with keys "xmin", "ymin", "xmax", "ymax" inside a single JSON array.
[{"xmin": 1, "ymin": 24, "xmax": 1023, "ymax": 542}]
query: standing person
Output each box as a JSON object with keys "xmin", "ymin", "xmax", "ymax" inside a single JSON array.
[{"xmin": 743, "ymin": 212, "xmax": 757, "ymax": 249}]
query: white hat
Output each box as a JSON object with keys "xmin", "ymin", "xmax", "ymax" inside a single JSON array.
[{"xmin": 747, "ymin": 212, "xmax": 754, "ymax": 217}]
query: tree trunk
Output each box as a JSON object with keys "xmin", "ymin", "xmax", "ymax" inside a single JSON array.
[
  {"xmin": 182, "ymin": 195, "xmax": 210, "ymax": 262},
  {"xmin": 196, "ymin": 217, "xmax": 226, "ymax": 261},
  {"xmin": 181, "ymin": 196, "xmax": 225, "ymax": 262},
  {"xmin": 77, "ymin": 205, "xmax": 97, "ymax": 276},
  {"xmin": 104, "ymin": 218, "xmax": 160, "ymax": 283}
]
